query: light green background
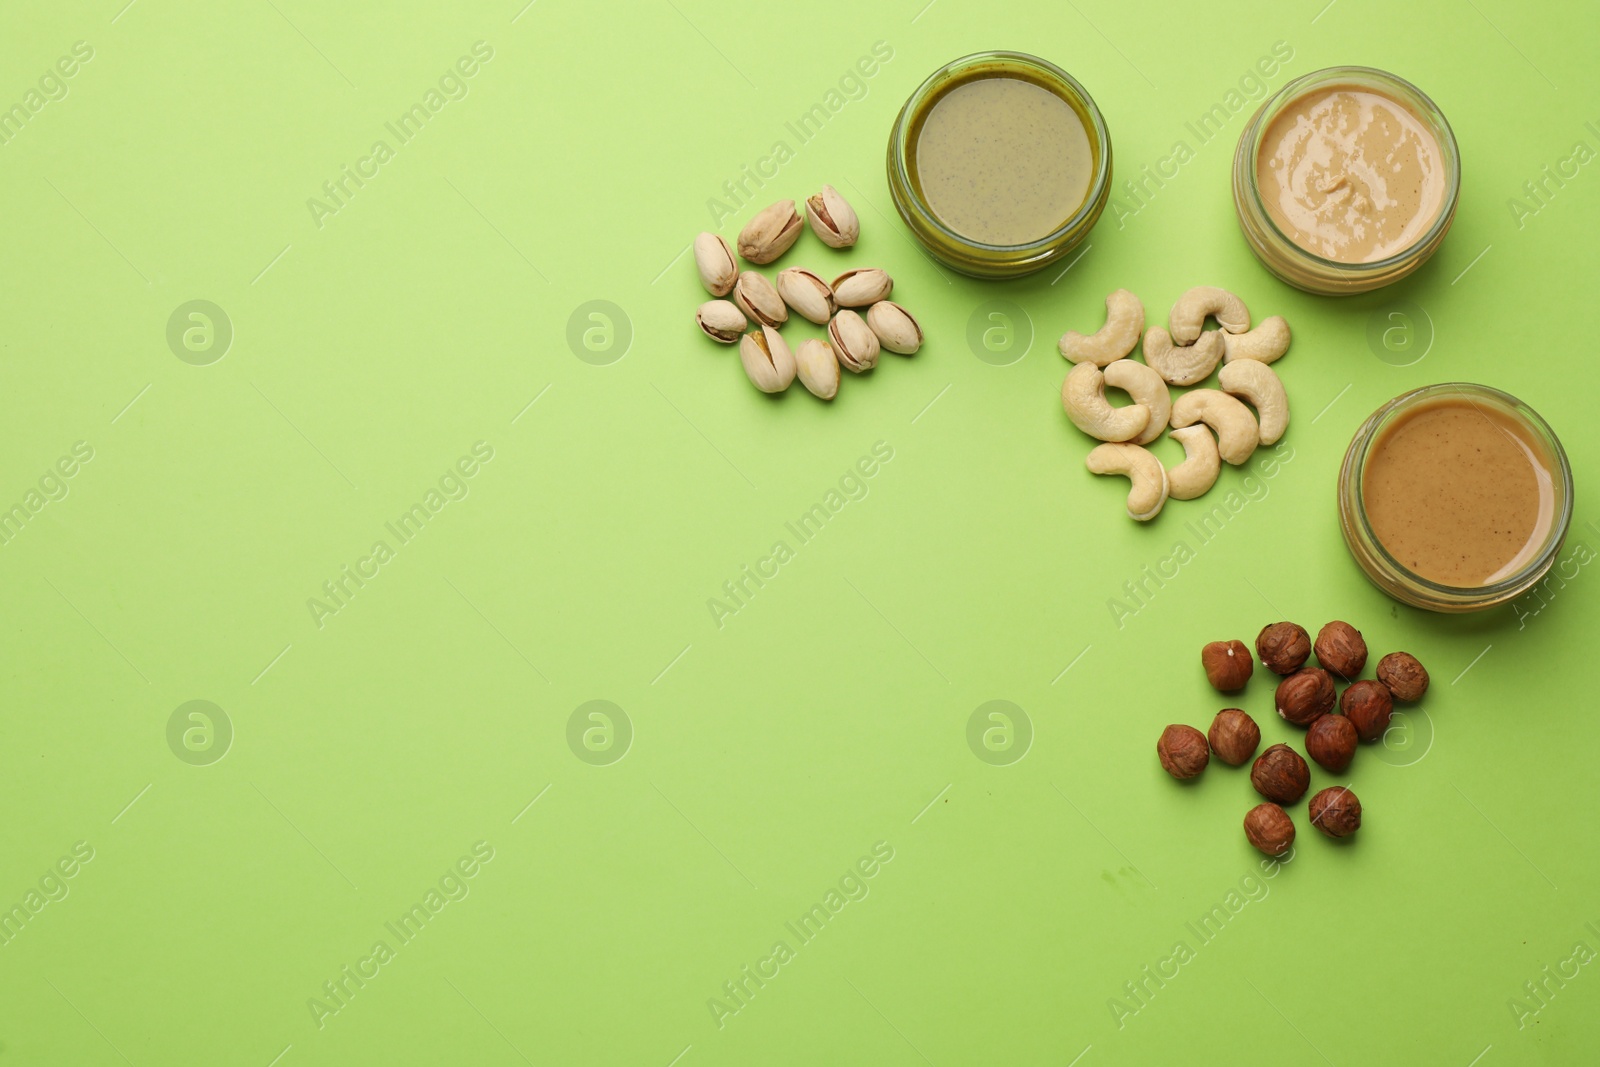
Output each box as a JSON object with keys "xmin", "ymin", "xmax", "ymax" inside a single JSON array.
[{"xmin": 2, "ymin": 0, "xmax": 1596, "ymax": 1064}]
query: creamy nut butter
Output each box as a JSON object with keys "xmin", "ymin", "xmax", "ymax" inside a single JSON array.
[
  {"xmin": 1362, "ymin": 399, "xmax": 1556, "ymax": 586},
  {"xmin": 913, "ymin": 76, "xmax": 1093, "ymax": 246},
  {"xmin": 890, "ymin": 52, "xmax": 1111, "ymax": 277},
  {"xmin": 1256, "ymin": 85, "xmax": 1446, "ymax": 263}
]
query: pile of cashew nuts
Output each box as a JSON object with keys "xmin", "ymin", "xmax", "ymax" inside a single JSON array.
[{"xmin": 1058, "ymin": 286, "xmax": 1291, "ymax": 521}]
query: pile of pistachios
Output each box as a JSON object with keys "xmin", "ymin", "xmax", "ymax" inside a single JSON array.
[{"xmin": 693, "ymin": 185, "xmax": 923, "ymax": 400}]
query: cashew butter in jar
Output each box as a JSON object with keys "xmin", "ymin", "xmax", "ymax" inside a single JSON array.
[
  {"xmin": 1338, "ymin": 384, "xmax": 1573, "ymax": 611},
  {"xmin": 888, "ymin": 52, "xmax": 1111, "ymax": 278},
  {"xmin": 1233, "ymin": 67, "xmax": 1460, "ymax": 294}
]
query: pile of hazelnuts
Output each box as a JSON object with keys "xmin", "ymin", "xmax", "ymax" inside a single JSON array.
[{"xmin": 1155, "ymin": 620, "xmax": 1431, "ymax": 857}]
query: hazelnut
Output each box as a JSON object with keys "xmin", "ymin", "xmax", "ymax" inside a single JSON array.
[
  {"xmin": 1243, "ymin": 802, "xmax": 1296, "ymax": 856},
  {"xmin": 1305, "ymin": 714, "xmax": 1359, "ymax": 773},
  {"xmin": 1250, "ymin": 743, "xmax": 1310, "ymax": 805},
  {"xmin": 1256, "ymin": 621, "xmax": 1311, "ymax": 675},
  {"xmin": 1275, "ymin": 668, "xmax": 1336, "ymax": 726},
  {"xmin": 1377, "ymin": 651, "xmax": 1430, "ymax": 702},
  {"xmin": 1308, "ymin": 787, "xmax": 1362, "ymax": 838},
  {"xmin": 1157, "ymin": 724, "xmax": 1209, "ymax": 780},
  {"xmin": 1208, "ymin": 709, "xmax": 1261, "ymax": 766},
  {"xmin": 1314, "ymin": 621, "xmax": 1367, "ymax": 678},
  {"xmin": 1341, "ymin": 680, "xmax": 1394, "ymax": 742},
  {"xmin": 1201, "ymin": 639, "xmax": 1254, "ymax": 691}
]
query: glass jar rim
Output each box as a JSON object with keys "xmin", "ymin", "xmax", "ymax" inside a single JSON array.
[
  {"xmin": 1343, "ymin": 382, "xmax": 1573, "ymax": 601},
  {"xmin": 1242, "ymin": 65, "xmax": 1462, "ymax": 274},
  {"xmin": 888, "ymin": 50, "xmax": 1112, "ymax": 254}
]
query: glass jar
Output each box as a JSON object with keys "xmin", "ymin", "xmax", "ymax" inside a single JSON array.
[
  {"xmin": 886, "ymin": 51, "xmax": 1111, "ymax": 279},
  {"xmin": 1233, "ymin": 66, "xmax": 1461, "ymax": 295},
  {"xmin": 1337, "ymin": 384, "xmax": 1573, "ymax": 612}
]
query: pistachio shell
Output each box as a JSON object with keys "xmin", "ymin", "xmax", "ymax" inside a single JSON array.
[
  {"xmin": 693, "ymin": 232, "xmax": 738, "ymax": 297},
  {"xmin": 794, "ymin": 338, "xmax": 840, "ymax": 400},
  {"xmin": 831, "ymin": 268, "xmax": 892, "ymax": 308},
  {"xmin": 865, "ymin": 301, "xmax": 922, "ymax": 355},
  {"xmin": 737, "ymin": 200, "xmax": 803, "ymax": 265},
  {"xmin": 738, "ymin": 326, "xmax": 795, "ymax": 393},
  {"xmin": 829, "ymin": 309, "xmax": 880, "ymax": 373},
  {"xmin": 695, "ymin": 300, "xmax": 746, "ymax": 344},
  {"xmin": 806, "ymin": 184, "xmax": 859, "ymax": 249},
  {"xmin": 776, "ymin": 268, "xmax": 835, "ymax": 325},
  {"xmin": 733, "ymin": 271, "xmax": 787, "ymax": 328}
]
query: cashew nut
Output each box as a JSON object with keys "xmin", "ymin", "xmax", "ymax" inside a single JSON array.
[
  {"xmin": 1143, "ymin": 326, "xmax": 1225, "ymax": 386},
  {"xmin": 1170, "ymin": 389, "xmax": 1259, "ymax": 465},
  {"xmin": 1058, "ymin": 289, "xmax": 1144, "ymax": 366},
  {"xmin": 1166, "ymin": 425, "xmax": 1221, "ymax": 500},
  {"xmin": 1086, "ymin": 443, "xmax": 1169, "ymax": 522},
  {"xmin": 1221, "ymin": 315, "xmax": 1291, "ymax": 365},
  {"xmin": 1218, "ymin": 359, "xmax": 1289, "ymax": 445},
  {"xmin": 1061, "ymin": 361, "xmax": 1150, "ymax": 443},
  {"xmin": 1170, "ymin": 286, "xmax": 1250, "ymax": 344},
  {"xmin": 1103, "ymin": 359, "xmax": 1170, "ymax": 445}
]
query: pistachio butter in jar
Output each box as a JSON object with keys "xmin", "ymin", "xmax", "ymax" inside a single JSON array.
[{"xmin": 887, "ymin": 52, "xmax": 1112, "ymax": 279}]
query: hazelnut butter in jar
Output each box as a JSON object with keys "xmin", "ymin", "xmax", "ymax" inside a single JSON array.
[
  {"xmin": 887, "ymin": 52, "xmax": 1111, "ymax": 278},
  {"xmin": 1338, "ymin": 384, "xmax": 1573, "ymax": 611},
  {"xmin": 1233, "ymin": 67, "xmax": 1460, "ymax": 294}
]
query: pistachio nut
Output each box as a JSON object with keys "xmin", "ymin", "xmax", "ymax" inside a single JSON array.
[
  {"xmin": 865, "ymin": 301, "xmax": 922, "ymax": 355},
  {"xmin": 831, "ymin": 268, "xmax": 893, "ymax": 308},
  {"xmin": 737, "ymin": 200, "xmax": 803, "ymax": 265},
  {"xmin": 693, "ymin": 232, "xmax": 738, "ymax": 296},
  {"xmin": 738, "ymin": 326, "xmax": 796, "ymax": 393},
  {"xmin": 733, "ymin": 271, "xmax": 787, "ymax": 328},
  {"xmin": 806, "ymin": 184, "xmax": 859, "ymax": 249},
  {"xmin": 829, "ymin": 309, "xmax": 880, "ymax": 373},
  {"xmin": 794, "ymin": 338, "xmax": 841, "ymax": 400},
  {"xmin": 696, "ymin": 299, "xmax": 747, "ymax": 344},
  {"xmin": 776, "ymin": 267, "xmax": 835, "ymax": 325}
]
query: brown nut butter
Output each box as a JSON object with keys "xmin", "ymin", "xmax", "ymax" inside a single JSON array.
[{"xmin": 1362, "ymin": 398, "xmax": 1556, "ymax": 586}]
